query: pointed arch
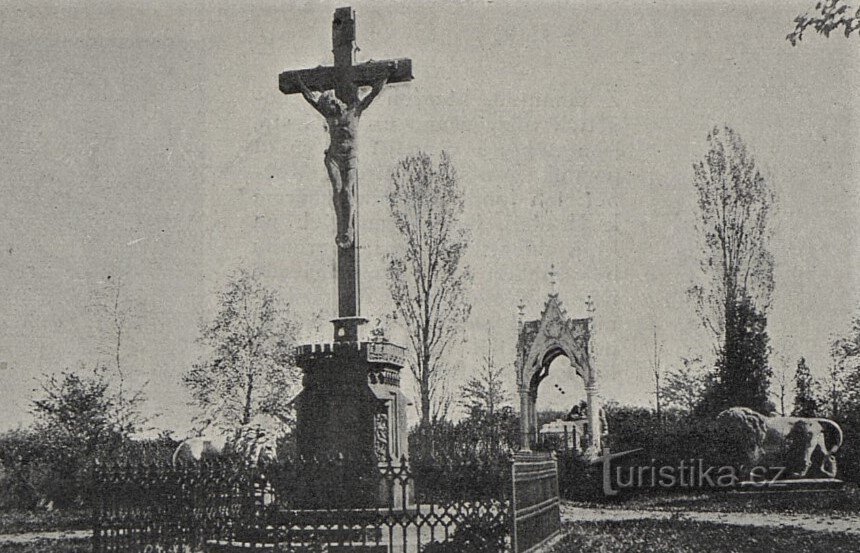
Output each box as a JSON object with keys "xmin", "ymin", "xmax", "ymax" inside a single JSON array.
[{"xmin": 515, "ymin": 294, "xmax": 602, "ymax": 455}]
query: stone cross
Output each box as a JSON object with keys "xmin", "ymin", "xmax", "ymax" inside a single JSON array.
[{"xmin": 279, "ymin": 7, "xmax": 413, "ymax": 341}]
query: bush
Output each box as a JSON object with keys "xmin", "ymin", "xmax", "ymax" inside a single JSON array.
[
  {"xmin": 0, "ymin": 365, "xmax": 156, "ymax": 511},
  {"xmin": 409, "ymin": 407, "xmax": 519, "ymax": 461},
  {"xmin": 557, "ymin": 453, "xmax": 604, "ymax": 501},
  {"xmin": 0, "ymin": 428, "xmax": 178, "ymax": 511},
  {"xmin": 605, "ymin": 406, "xmax": 735, "ymax": 467},
  {"xmin": 420, "ymin": 509, "xmax": 508, "ymax": 553},
  {"xmin": 408, "ymin": 408, "xmax": 516, "ymax": 501},
  {"xmin": 0, "ymin": 429, "xmax": 48, "ymax": 510},
  {"xmin": 558, "ymin": 405, "xmax": 787, "ymax": 500}
]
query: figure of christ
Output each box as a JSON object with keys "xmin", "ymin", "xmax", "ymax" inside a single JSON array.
[{"xmin": 297, "ymin": 76, "xmax": 388, "ymax": 249}]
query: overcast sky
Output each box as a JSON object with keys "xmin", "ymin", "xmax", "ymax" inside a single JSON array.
[{"xmin": 1, "ymin": 0, "xmax": 858, "ymax": 434}]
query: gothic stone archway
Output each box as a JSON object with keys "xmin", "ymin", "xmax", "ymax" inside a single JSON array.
[{"xmin": 516, "ymin": 293, "xmax": 602, "ymax": 455}]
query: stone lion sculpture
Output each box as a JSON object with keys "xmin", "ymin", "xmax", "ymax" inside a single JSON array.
[{"xmin": 716, "ymin": 407, "xmax": 842, "ymax": 478}]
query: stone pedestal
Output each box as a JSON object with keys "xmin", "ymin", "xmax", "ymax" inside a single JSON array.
[{"xmin": 294, "ymin": 340, "xmax": 412, "ymax": 509}]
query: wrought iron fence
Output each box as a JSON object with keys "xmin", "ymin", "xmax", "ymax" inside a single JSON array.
[{"xmin": 92, "ymin": 455, "xmax": 514, "ymax": 553}]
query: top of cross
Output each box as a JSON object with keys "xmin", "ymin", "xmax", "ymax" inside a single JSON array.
[{"xmin": 279, "ymin": 7, "xmax": 413, "ymax": 104}]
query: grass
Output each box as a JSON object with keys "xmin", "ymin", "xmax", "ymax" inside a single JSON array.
[
  {"xmin": 569, "ymin": 483, "xmax": 860, "ymax": 515},
  {"xmin": 548, "ymin": 519, "xmax": 860, "ymax": 553},
  {"xmin": 0, "ymin": 538, "xmax": 89, "ymax": 553},
  {"xmin": 0, "ymin": 511, "xmax": 90, "ymax": 536}
]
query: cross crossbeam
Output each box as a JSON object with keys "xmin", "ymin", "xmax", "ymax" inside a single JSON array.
[{"xmin": 279, "ymin": 59, "xmax": 413, "ymax": 96}]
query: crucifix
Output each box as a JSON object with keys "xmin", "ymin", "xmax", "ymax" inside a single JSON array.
[{"xmin": 280, "ymin": 7, "xmax": 413, "ymax": 342}]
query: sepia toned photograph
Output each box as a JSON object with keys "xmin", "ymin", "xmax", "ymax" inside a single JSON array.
[{"xmin": 0, "ymin": 1, "xmax": 858, "ymax": 551}]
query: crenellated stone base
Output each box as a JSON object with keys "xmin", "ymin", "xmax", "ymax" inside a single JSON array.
[{"xmin": 294, "ymin": 340, "xmax": 413, "ymax": 509}]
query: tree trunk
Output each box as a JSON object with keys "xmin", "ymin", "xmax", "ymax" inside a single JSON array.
[
  {"xmin": 420, "ymin": 344, "xmax": 432, "ymax": 424},
  {"xmin": 243, "ymin": 372, "xmax": 254, "ymax": 426},
  {"xmin": 779, "ymin": 386, "xmax": 785, "ymax": 416},
  {"xmin": 420, "ymin": 388, "xmax": 431, "ymax": 425}
]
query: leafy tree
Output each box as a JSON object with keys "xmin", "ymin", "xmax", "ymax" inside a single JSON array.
[
  {"xmin": 699, "ymin": 295, "xmax": 774, "ymax": 415},
  {"xmin": 182, "ymin": 269, "xmax": 300, "ymax": 431},
  {"xmin": 792, "ymin": 357, "xmax": 820, "ymax": 417},
  {"xmin": 688, "ymin": 126, "xmax": 776, "ymax": 415},
  {"xmin": 788, "ymin": 0, "xmax": 860, "ymax": 45},
  {"xmin": 830, "ymin": 308, "xmax": 860, "ymax": 418},
  {"xmin": 460, "ymin": 334, "xmax": 509, "ymax": 417},
  {"xmin": 29, "ymin": 364, "xmax": 145, "ymax": 507},
  {"xmin": 821, "ymin": 309, "xmax": 860, "ymax": 483},
  {"xmin": 386, "ymin": 151, "xmax": 472, "ymax": 424},
  {"xmin": 32, "ymin": 364, "xmax": 144, "ymax": 457},
  {"xmin": 822, "ymin": 361, "xmax": 849, "ymax": 419},
  {"xmin": 661, "ymin": 356, "xmax": 708, "ymax": 413}
]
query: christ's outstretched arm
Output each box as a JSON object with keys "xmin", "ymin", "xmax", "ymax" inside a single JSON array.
[
  {"xmin": 357, "ymin": 76, "xmax": 388, "ymax": 114},
  {"xmin": 296, "ymin": 77, "xmax": 326, "ymax": 116}
]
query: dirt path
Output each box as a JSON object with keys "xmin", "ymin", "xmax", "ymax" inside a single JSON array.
[
  {"xmin": 0, "ymin": 529, "xmax": 90, "ymax": 544},
  {"xmin": 560, "ymin": 504, "xmax": 860, "ymax": 535}
]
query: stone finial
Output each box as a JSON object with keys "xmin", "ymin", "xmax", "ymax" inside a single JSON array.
[
  {"xmin": 517, "ymin": 299, "xmax": 526, "ymax": 329},
  {"xmin": 548, "ymin": 264, "xmax": 558, "ymax": 296}
]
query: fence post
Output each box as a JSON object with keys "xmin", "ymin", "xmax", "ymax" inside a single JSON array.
[
  {"xmin": 510, "ymin": 450, "xmax": 561, "ymax": 553},
  {"xmin": 91, "ymin": 462, "xmax": 101, "ymax": 553},
  {"xmin": 510, "ymin": 453, "xmax": 518, "ymax": 553}
]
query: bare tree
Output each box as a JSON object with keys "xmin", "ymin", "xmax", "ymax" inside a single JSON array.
[
  {"xmin": 771, "ymin": 356, "xmax": 793, "ymax": 416},
  {"xmin": 460, "ymin": 333, "xmax": 510, "ymax": 417},
  {"xmin": 386, "ymin": 151, "xmax": 472, "ymax": 424},
  {"xmin": 182, "ymin": 269, "xmax": 300, "ymax": 431},
  {"xmin": 88, "ymin": 276, "xmax": 146, "ymax": 432},
  {"xmin": 773, "ymin": 359, "xmax": 794, "ymax": 416},
  {"xmin": 651, "ymin": 325, "xmax": 664, "ymax": 420},
  {"xmin": 89, "ymin": 277, "xmax": 131, "ymax": 386},
  {"xmin": 430, "ymin": 376, "xmax": 453, "ymax": 423}
]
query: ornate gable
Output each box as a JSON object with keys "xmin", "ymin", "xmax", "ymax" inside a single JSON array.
[{"xmin": 517, "ymin": 294, "xmax": 593, "ymax": 389}]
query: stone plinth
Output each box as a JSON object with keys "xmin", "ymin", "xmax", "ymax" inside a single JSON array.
[{"xmin": 294, "ymin": 340, "xmax": 412, "ymax": 508}]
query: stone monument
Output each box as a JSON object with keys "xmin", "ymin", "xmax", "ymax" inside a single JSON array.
[
  {"xmin": 279, "ymin": 7, "xmax": 413, "ymax": 507},
  {"xmin": 515, "ymin": 271, "xmax": 603, "ymax": 458}
]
